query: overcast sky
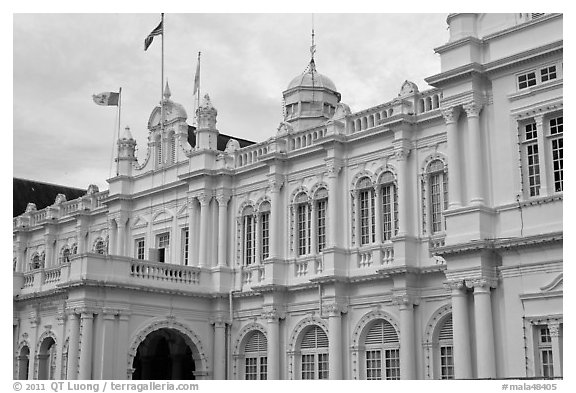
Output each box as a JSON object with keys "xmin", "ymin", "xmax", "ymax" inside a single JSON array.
[{"xmin": 13, "ymin": 13, "xmax": 450, "ymax": 190}]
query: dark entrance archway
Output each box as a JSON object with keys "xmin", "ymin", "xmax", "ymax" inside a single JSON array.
[{"xmin": 132, "ymin": 328, "xmax": 196, "ymax": 380}]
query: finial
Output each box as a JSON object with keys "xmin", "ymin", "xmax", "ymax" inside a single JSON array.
[
  {"xmin": 310, "ymin": 16, "xmax": 316, "ymax": 62},
  {"xmin": 122, "ymin": 126, "xmax": 133, "ymax": 140},
  {"xmin": 163, "ymin": 81, "xmax": 171, "ymax": 100}
]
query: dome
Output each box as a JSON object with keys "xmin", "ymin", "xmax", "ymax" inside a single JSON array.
[{"xmin": 287, "ymin": 62, "xmax": 337, "ymax": 92}]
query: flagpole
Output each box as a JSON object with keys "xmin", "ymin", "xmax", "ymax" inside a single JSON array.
[
  {"xmin": 197, "ymin": 51, "xmax": 201, "ymax": 123},
  {"xmin": 161, "ymin": 13, "xmax": 165, "ymax": 135},
  {"xmin": 116, "ymin": 87, "xmax": 122, "ymax": 176}
]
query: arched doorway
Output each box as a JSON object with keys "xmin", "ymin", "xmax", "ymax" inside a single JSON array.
[
  {"xmin": 17, "ymin": 346, "xmax": 30, "ymax": 380},
  {"xmin": 37, "ymin": 337, "xmax": 57, "ymax": 380},
  {"xmin": 132, "ymin": 328, "xmax": 196, "ymax": 380}
]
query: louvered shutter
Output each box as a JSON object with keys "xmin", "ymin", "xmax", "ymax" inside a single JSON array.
[
  {"xmin": 438, "ymin": 315, "xmax": 453, "ymax": 341},
  {"xmin": 365, "ymin": 320, "xmax": 398, "ymax": 345},
  {"xmin": 245, "ymin": 331, "xmax": 267, "ymax": 353},
  {"xmin": 301, "ymin": 325, "xmax": 329, "ymax": 349}
]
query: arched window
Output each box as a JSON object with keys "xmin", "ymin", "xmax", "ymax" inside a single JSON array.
[
  {"xmin": 30, "ymin": 254, "xmax": 42, "ymax": 270},
  {"xmin": 433, "ymin": 94, "xmax": 440, "ymax": 109},
  {"xmin": 295, "ymin": 193, "xmax": 311, "ymax": 256},
  {"xmin": 363, "ymin": 319, "xmax": 400, "ymax": 380},
  {"xmin": 419, "ymin": 99, "xmax": 425, "ymax": 113},
  {"xmin": 426, "ymin": 160, "xmax": 448, "ymax": 234},
  {"xmin": 300, "ymin": 325, "xmax": 329, "ymax": 380},
  {"xmin": 356, "ymin": 177, "xmax": 376, "ymax": 245},
  {"xmin": 259, "ymin": 202, "xmax": 271, "ymax": 261},
  {"xmin": 379, "ymin": 172, "xmax": 398, "ymax": 241},
  {"xmin": 170, "ymin": 133, "xmax": 176, "ymax": 164},
  {"xmin": 60, "ymin": 247, "xmax": 71, "ymax": 264},
  {"xmin": 436, "ymin": 315, "xmax": 454, "ymax": 379},
  {"xmin": 244, "ymin": 331, "xmax": 268, "ymax": 380},
  {"xmin": 94, "ymin": 238, "xmax": 106, "ymax": 255},
  {"xmin": 17, "ymin": 345, "xmax": 30, "ymax": 380},
  {"xmin": 242, "ymin": 206, "xmax": 256, "ymax": 265},
  {"xmin": 70, "ymin": 243, "xmax": 78, "ymax": 255}
]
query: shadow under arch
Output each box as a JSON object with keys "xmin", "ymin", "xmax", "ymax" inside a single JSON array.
[{"xmin": 127, "ymin": 318, "xmax": 208, "ymax": 380}]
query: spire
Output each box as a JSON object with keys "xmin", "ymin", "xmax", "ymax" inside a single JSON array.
[
  {"xmin": 121, "ymin": 126, "xmax": 134, "ymax": 140},
  {"xmin": 163, "ymin": 81, "xmax": 171, "ymax": 100}
]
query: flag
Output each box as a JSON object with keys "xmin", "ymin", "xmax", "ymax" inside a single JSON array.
[
  {"xmin": 92, "ymin": 92, "xmax": 120, "ymax": 106},
  {"xmin": 144, "ymin": 20, "xmax": 163, "ymax": 51},
  {"xmin": 193, "ymin": 53, "xmax": 200, "ymax": 95}
]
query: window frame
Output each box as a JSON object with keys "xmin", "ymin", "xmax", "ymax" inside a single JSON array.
[
  {"xmin": 362, "ymin": 319, "xmax": 401, "ymax": 380},
  {"xmin": 547, "ymin": 116, "xmax": 563, "ymax": 193},
  {"xmin": 517, "ymin": 62, "xmax": 562, "ymax": 91},
  {"xmin": 135, "ymin": 237, "xmax": 145, "ymax": 260},
  {"xmin": 156, "ymin": 232, "xmax": 170, "ymax": 263},
  {"xmin": 299, "ymin": 325, "xmax": 329, "ymax": 380}
]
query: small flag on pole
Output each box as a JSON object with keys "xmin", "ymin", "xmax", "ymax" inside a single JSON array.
[
  {"xmin": 193, "ymin": 52, "xmax": 201, "ymax": 95},
  {"xmin": 144, "ymin": 20, "xmax": 163, "ymax": 51},
  {"xmin": 92, "ymin": 92, "xmax": 120, "ymax": 106}
]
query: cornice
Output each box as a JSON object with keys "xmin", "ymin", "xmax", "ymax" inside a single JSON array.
[
  {"xmin": 484, "ymin": 41, "xmax": 562, "ymax": 76},
  {"xmin": 435, "ymin": 231, "xmax": 562, "ymax": 257},
  {"xmin": 434, "ymin": 36, "xmax": 483, "ymax": 55},
  {"xmin": 425, "ymin": 62, "xmax": 484, "ymax": 86}
]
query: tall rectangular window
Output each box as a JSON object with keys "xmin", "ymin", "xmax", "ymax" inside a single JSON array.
[
  {"xmin": 549, "ymin": 117, "xmax": 563, "ymax": 192},
  {"xmin": 359, "ymin": 189, "xmax": 373, "ymax": 245},
  {"xmin": 366, "ymin": 350, "xmax": 382, "ymax": 380},
  {"xmin": 384, "ymin": 349, "xmax": 400, "ymax": 380},
  {"xmin": 260, "ymin": 212, "xmax": 270, "ymax": 260},
  {"xmin": 244, "ymin": 215, "xmax": 255, "ymax": 265},
  {"xmin": 182, "ymin": 228, "xmax": 189, "ymax": 265},
  {"xmin": 316, "ymin": 199, "xmax": 327, "ymax": 252},
  {"xmin": 317, "ymin": 353, "xmax": 329, "ymax": 380},
  {"xmin": 440, "ymin": 345, "xmax": 454, "ymax": 379},
  {"xmin": 297, "ymin": 204, "xmax": 310, "ymax": 256},
  {"xmin": 135, "ymin": 238, "xmax": 145, "ymax": 260},
  {"xmin": 157, "ymin": 233, "xmax": 169, "ymax": 263},
  {"xmin": 539, "ymin": 327, "xmax": 554, "ymax": 377},
  {"xmin": 245, "ymin": 357, "xmax": 257, "ymax": 380},
  {"xmin": 524, "ymin": 123, "xmax": 541, "ymax": 197},
  {"xmin": 301, "ymin": 354, "xmax": 315, "ymax": 380},
  {"xmin": 259, "ymin": 357, "xmax": 268, "ymax": 380},
  {"xmin": 430, "ymin": 173, "xmax": 442, "ymax": 233},
  {"xmin": 382, "ymin": 185, "xmax": 393, "ymax": 241}
]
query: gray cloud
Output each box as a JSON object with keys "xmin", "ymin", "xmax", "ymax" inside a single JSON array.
[{"xmin": 13, "ymin": 13, "xmax": 448, "ymax": 190}]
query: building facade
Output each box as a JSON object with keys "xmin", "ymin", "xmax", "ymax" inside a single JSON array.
[{"xmin": 13, "ymin": 13, "xmax": 563, "ymax": 380}]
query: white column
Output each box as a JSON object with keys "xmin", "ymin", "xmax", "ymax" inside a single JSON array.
[
  {"xmin": 117, "ymin": 216, "xmax": 128, "ymax": 257},
  {"xmin": 55, "ymin": 313, "xmax": 66, "ymax": 379},
  {"xmin": 354, "ymin": 191, "xmax": 361, "ymax": 246},
  {"xmin": 198, "ymin": 194, "xmax": 211, "ymax": 267},
  {"xmin": 27, "ymin": 315, "xmax": 39, "ymax": 380},
  {"xmin": 67, "ymin": 313, "xmax": 81, "ymax": 380},
  {"xmin": 534, "ymin": 115, "xmax": 550, "ymax": 196},
  {"xmin": 187, "ymin": 198, "xmax": 198, "ymax": 266},
  {"xmin": 325, "ymin": 304, "xmax": 344, "ymax": 380},
  {"xmin": 99, "ymin": 313, "xmax": 116, "ymax": 379},
  {"xmin": 216, "ymin": 195, "xmax": 229, "ymax": 267},
  {"xmin": 548, "ymin": 321, "xmax": 562, "ymax": 378},
  {"xmin": 213, "ymin": 320, "xmax": 227, "ymax": 380},
  {"xmin": 446, "ymin": 280, "xmax": 472, "ymax": 379},
  {"xmin": 441, "ymin": 107, "xmax": 463, "ymax": 208},
  {"xmin": 463, "ymin": 102, "xmax": 484, "ymax": 205},
  {"xmin": 326, "ymin": 164, "xmax": 340, "ymax": 247},
  {"xmin": 396, "ymin": 296, "xmax": 416, "ymax": 379},
  {"xmin": 269, "ymin": 180, "xmax": 282, "ymax": 259},
  {"xmin": 15, "ymin": 240, "xmax": 27, "ymax": 272},
  {"xmin": 79, "ymin": 312, "xmax": 94, "ymax": 379},
  {"xmin": 45, "ymin": 233, "xmax": 55, "ymax": 268},
  {"xmin": 108, "ymin": 220, "xmax": 117, "ymax": 257},
  {"xmin": 395, "ymin": 147, "xmax": 410, "ymax": 236},
  {"xmin": 469, "ymin": 279, "xmax": 496, "ymax": 379},
  {"xmin": 116, "ymin": 314, "xmax": 130, "ymax": 379},
  {"xmin": 264, "ymin": 309, "xmax": 281, "ymax": 380}
]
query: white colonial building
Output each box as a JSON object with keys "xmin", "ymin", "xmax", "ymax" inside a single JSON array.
[{"xmin": 13, "ymin": 13, "xmax": 563, "ymax": 380}]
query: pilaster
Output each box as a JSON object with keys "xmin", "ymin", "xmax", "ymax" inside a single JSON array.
[
  {"xmin": 441, "ymin": 107, "xmax": 463, "ymax": 208},
  {"xmin": 463, "ymin": 101, "xmax": 484, "ymax": 205}
]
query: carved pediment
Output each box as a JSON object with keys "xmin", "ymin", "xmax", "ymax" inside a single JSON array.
[
  {"xmin": 540, "ymin": 273, "xmax": 563, "ymax": 292},
  {"xmin": 131, "ymin": 216, "xmax": 148, "ymax": 229}
]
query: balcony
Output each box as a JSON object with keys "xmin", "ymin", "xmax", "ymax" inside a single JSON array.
[{"xmin": 14, "ymin": 253, "xmax": 210, "ymax": 298}]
